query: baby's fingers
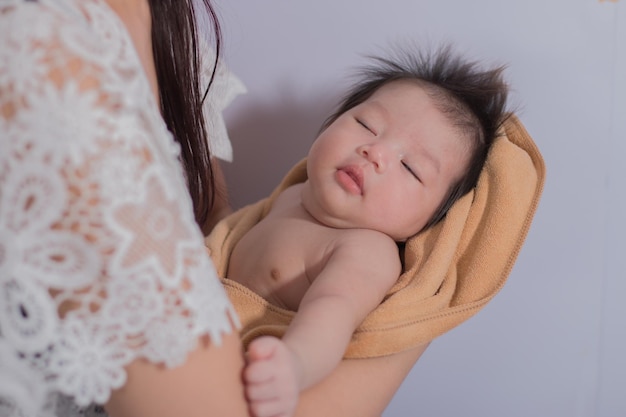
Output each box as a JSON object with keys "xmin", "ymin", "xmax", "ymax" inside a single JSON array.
[
  {"xmin": 245, "ymin": 370, "xmax": 298, "ymax": 417},
  {"xmin": 248, "ymin": 395, "xmax": 295, "ymax": 417},
  {"xmin": 247, "ymin": 336, "xmax": 281, "ymax": 362},
  {"xmin": 245, "ymin": 374, "xmax": 293, "ymax": 417},
  {"xmin": 246, "ymin": 378, "xmax": 278, "ymax": 402},
  {"xmin": 244, "ymin": 357, "xmax": 277, "ymax": 384}
]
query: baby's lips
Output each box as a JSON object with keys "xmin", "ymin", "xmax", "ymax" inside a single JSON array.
[{"xmin": 335, "ymin": 166, "xmax": 364, "ymax": 195}]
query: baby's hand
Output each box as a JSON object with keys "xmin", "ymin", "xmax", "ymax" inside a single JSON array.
[{"xmin": 244, "ymin": 336, "xmax": 300, "ymax": 417}]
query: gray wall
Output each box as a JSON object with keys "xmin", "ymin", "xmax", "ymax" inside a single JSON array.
[{"xmin": 216, "ymin": 1, "xmax": 626, "ymax": 415}]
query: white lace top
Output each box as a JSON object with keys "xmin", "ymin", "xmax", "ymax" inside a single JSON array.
[{"xmin": 0, "ymin": 1, "xmax": 245, "ymax": 416}]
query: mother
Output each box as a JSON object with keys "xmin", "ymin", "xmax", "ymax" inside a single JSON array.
[{"xmin": 0, "ymin": 0, "xmax": 424, "ymax": 416}]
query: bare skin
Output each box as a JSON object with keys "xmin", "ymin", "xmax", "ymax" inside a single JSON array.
[
  {"xmin": 296, "ymin": 343, "xmax": 429, "ymax": 417},
  {"xmin": 105, "ymin": 332, "xmax": 250, "ymax": 417},
  {"xmin": 230, "ymin": 185, "xmax": 402, "ymax": 417},
  {"xmin": 229, "ymin": 80, "xmax": 470, "ymax": 417}
]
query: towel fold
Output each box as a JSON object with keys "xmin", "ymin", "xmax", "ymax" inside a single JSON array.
[{"xmin": 206, "ymin": 114, "xmax": 545, "ymax": 358}]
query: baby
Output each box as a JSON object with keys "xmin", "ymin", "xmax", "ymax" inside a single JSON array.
[{"xmin": 227, "ymin": 45, "xmax": 509, "ymax": 417}]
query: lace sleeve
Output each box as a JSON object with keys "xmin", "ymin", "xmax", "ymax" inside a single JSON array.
[
  {"xmin": 199, "ymin": 37, "xmax": 247, "ymax": 162},
  {"xmin": 0, "ymin": 1, "xmax": 237, "ymax": 416}
]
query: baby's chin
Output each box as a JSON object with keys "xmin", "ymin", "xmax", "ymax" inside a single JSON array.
[{"xmin": 301, "ymin": 204, "xmax": 368, "ymax": 232}]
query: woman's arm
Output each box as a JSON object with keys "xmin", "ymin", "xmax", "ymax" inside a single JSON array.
[
  {"xmin": 295, "ymin": 343, "xmax": 429, "ymax": 417},
  {"xmin": 106, "ymin": 331, "xmax": 250, "ymax": 417}
]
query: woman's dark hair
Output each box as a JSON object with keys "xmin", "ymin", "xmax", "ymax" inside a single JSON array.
[
  {"xmin": 149, "ymin": 0, "xmax": 221, "ymax": 235},
  {"xmin": 321, "ymin": 44, "xmax": 510, "ymax": 231}
]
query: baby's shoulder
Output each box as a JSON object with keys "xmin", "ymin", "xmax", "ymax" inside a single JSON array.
[{"xmin": 333, "ymin": 228, "xmax": 399, "ymax": 261}]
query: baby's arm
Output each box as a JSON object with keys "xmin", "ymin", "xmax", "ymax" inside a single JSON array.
[{"xmin": 244, "ymin": 231, "xmax": 401, "ymax": 417}]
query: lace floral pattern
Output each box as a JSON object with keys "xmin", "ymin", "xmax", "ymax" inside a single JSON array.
[
  {"xmin": 0, "ymin": 1, "xmax": 243, "ymax": 416},
  {"xmin": 199, "ymin": 40, "xmax": 247, "ymax": 162}
]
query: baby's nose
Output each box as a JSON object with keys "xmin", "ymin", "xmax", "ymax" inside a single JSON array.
[{"xmin": 357, "ymin": 143, "xmax": 387, "ymax": 172}]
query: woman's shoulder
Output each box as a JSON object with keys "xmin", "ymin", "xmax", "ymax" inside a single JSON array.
[{"xmin": 0, "ymin": 2, "xmax": 239, "ymax": 415}]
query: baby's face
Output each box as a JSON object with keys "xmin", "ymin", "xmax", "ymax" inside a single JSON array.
[{"xmin": 301, "ymin": 80, "xmax": 471, "ymax": 241}]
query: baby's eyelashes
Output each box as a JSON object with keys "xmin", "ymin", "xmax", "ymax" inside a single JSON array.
[
  {"xmin": 401, "ymin": 160, "xmax": 422, "ymax": 182},
  {"xmin": 355, "ymin": 118, "xmax": 377, "ymax": 135}
]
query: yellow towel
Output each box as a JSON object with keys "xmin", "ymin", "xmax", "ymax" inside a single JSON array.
[{"xmin": 206, "ymin": 114, "xmax": 545, "ymax": 358}]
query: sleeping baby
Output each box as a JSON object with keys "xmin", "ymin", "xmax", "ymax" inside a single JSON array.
[{"xmin": 226, "ymin": 45, "xmax": 510, "ymax": 417}]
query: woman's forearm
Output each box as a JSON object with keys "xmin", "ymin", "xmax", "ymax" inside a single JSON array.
[
  {"xmin": 295, "ymin": 343, "xmax": 429, "ymax": 417},
  {"xmin": 105, "ymin": 332, "xmax": 250, "ymax": 417}
]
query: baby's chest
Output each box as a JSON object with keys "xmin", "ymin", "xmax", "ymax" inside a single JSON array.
[{"xmin": 229, "ymin": 220, "xmax": 332, "ymax": 309}]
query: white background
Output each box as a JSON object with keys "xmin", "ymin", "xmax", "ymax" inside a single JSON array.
[{"xmin": 214, "ymin": 1, "xmax": 625, "ymax": 415}]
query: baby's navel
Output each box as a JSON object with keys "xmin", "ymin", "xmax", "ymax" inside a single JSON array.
[{"xmin": 270, "ymin": 268, "xmax": 281, "ymax": 281}]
